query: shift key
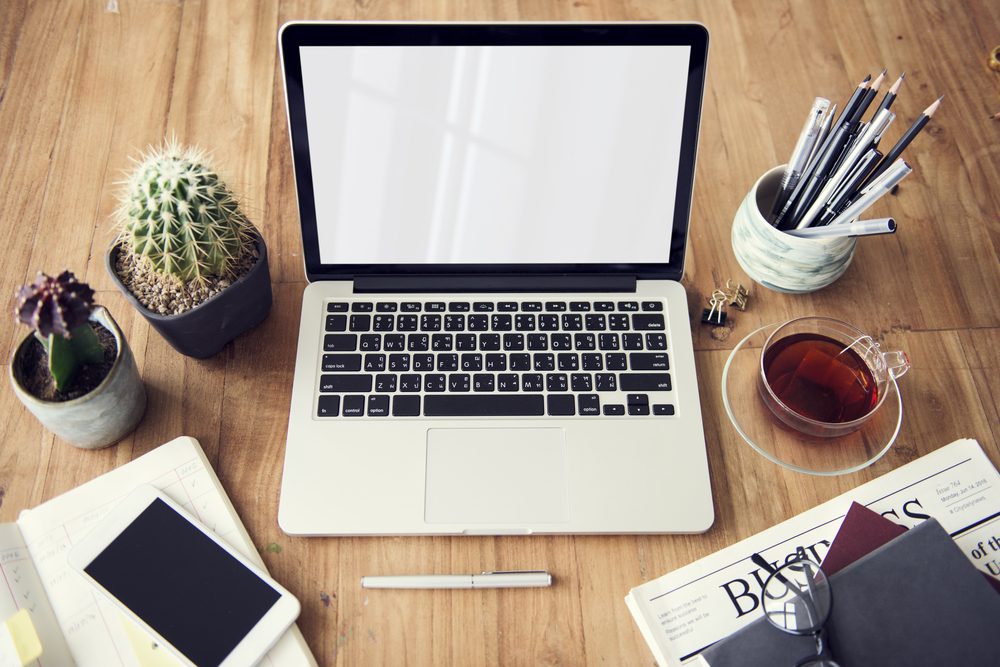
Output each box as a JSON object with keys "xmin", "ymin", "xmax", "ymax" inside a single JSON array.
[
  {"xmin": 629, "ymin": 353, "xmax": 669, "ymax": 371},
  {"xmin": 619, "ymin": 373, "xmax": 671, "ymax": 391}
]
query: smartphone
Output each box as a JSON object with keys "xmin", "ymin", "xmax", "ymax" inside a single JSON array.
[{"xmin": 68, "ymin": 485, "xmax": 300, "ymax": 667}]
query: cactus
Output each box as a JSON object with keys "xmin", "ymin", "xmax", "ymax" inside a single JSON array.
[
  {"xmin": 15, "ymin": 271, "xmax": 104, "ymax": 391},
  {"xmin": 116, "ymin": 140, "xmax": 254, "ymax": 283}
]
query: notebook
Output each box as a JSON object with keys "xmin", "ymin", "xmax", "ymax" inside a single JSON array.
[
  {"xmin": 0, "ymin": 436, "xmax": 315, "ymax": 667},
  {"xmin": 277, "ymin": 22, "xmax": 714, "ymax": 535}
]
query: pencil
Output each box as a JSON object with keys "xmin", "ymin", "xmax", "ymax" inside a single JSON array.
[
  {"xmin": 874, "ymin": 72, "xmax": 905, "ymax": 116},
  {"xmin": 859, "ymin": 95, "xmax": 943, "ymax": 190}
]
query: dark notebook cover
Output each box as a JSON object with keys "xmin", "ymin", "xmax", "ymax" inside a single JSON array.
[{"xmin": 700, "ymin": 519, "xmax": 1000, "ymax": 667}]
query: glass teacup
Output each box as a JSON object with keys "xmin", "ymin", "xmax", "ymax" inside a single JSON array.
[{"xmin": 758, "ymin": 317, "xmax": 910, "ymax": 437}]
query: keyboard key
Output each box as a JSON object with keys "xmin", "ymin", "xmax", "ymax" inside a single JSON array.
[
  {"xmin": 455, "ymin": 334, "xmax": 477, "ymax": 351},
  {"xmin": 407, "ymin": 334, "xmax": 429, "ymax": 351},
  {"xmin": 497, "ymin": 373, "xmax": 519, "ymax": 391},
  {"xmin": 388, "ymin": 354, "xmax": 410, "ymax": 372},
  {"xmin": 574, "ymin": 333, "xmax": 596, "ymax": 350},
  {"xmin": 595, "ymin": 373, "xmax": 617, "ymax": 391},
  {"xmin": 317, "ymin": 395, "xmax": 340, "ymax": 417},
  {"xmin": 364, "ymin": 354, "xmax": 385, "ymax": 372},
  {"xmin": 497, "ymin": 301, "xmax": 518, "ymax": 311},
  {"xmin": 561, "ymin": 314, "xmax": 583, "ymax": 331},
  {"xmin": 630, "ymin": 353, "xmax": 669, "ymax": 370},
  {"xmin": 599, "ymin": 333, "xmax": 619, "ymax": 350},
  {"xmin": 606, "ymin": 353, "xmax": 627, "ymax": 370},
  {"xmin": 473, "ymin": 373, "xmax": 495, "ymax": 392},
  {"xmin": 425, "ymin": 302, "xmax": 446, "ymax": 312},
  {"xmin": 359, "ymin": 334, "xmax": 381, "ymax": 351},
  {"xmin": 603, "ymin": 404, "xmax": 625, "ymax": 415},
  {"xmin": 473, "ymin": 302, "xmax": 494, "ymax": 312},
  {"xmin": 397, "ymin": 314, "xmax": 419, "ymax": 331},
  {"xmin": 424, "ymin": 395, "xmax": 544, "ymax": 417},
  {"xmin": 578, "ymin": 393, "xmax": 600, "ymax": 415},
  {"xmin": 521, "ymin": 301, "xmax": 542, "ymax": 312},
  {"xmin": 326, "ymin": 314, "xmax": 347, "ymax": 331},
  {"xmin": 646, "ymin": 333, "xmax": 668, "ymax": 350},
  {"xmin": 546, "ymin": 373, "xmax": 568, "ymax": 392},
  {"xmin": 376, "ymin": 302, "xmax": 397, "ymax": 312},
  {"xmin": 401, "ymin": 302, "xmax": 422, "ymax": 312},
  {"xmin": 632, "ymin": 314, "xmax": 665, "ymax": 330},
  {"xmin": 570, "ymin": 301, "xmax": 591, "ymax": 312},
  {"xmin": 627, "ymin": 393, "xmax": 649, "ymax": 406},
  {"xmin": 392, "ymin": 395, "xmax": 421, "ymax": 416},
  {"xmin": 546, "ymin": 301, "xmax": 567, "ymax": 311},
  {"xmin": 515, "ymin": 314, "xmax": 536, "ymax": 331},
  {"xmin": 557, "ymin": 353, "xmax": 579, "ymax": 371},
  {"xmin": 352, "ymin": 302, "xmax": 373, "ymax": 312},
  {"xmin": 547, "ymin": 394, "xmax": 575, "ymax": 416},
  {"xmin": 448, "ymin": 302, "xmax": 470, "ymax": 312},
  {"xmin": 468, "ymin": 315, "xmax": 489, "ymax": 331},
  {"xmin": 375, "ymin": 374, "xmax": 397, "ymax": 392},
  {"xmin": 368, "ymin": 395, "xmax": 389, "ymax": 417},
  {"xmin": 571, "ymin": 373, "xmax": 592, "ymax": 391},
  {"xmin": 528, "ymin": 333, "xmax": 548, "ymax": 350},
  {"xmin": 503, "ymin": 334, "xmax": 525, "ymax": 351},
  {"xmin": 400, "ymin": 374, "xmax": 421, "ymax": 392},
  {"xmin": 609, "ymin": 314, "xmax": 629, "ymax": 330},
  {"xmin": 444, "ymin": 314, "xmax": 465, "ymax": 331},
  {"xmin": 327, "ymin": 302, "xmax": 348, "ymax": 312},
  {"xmin": 324, "ymin": 334, "xmax": 358, "ymax": 351},
  {"xmin": 622, "ymin": 333, "xmax": 644, "ymax": 350},
  {"xmin": 421, "ymin": 314, "xmax": 442, "ymax": 331},
  {"xmin": 343, "ymin": 395, "xmax": 365, "ymax": 416},
  {"xmin": 485, "ymin": 354, "xmax": 507, "ymax": 371},
  {"xmin": 432, "ymin": 334, "xmax": 453, "ymax": 351},
  {"xmin": 424, "ymin": 374, "xmax": 446, "ymax": 392},
  {"xmin": 533, "ymin": 353, "xmax": 555, "ymax": 371},
  {"xmin": 437, "ymin": 354, "xmax": 458, "ymax": 372},
  {"xmin": 618, "ymin": 301, "xmax": 639, "ymax": 311},
  {"xmin": 413, "ymin": 354, "xmax": 434, "ymax": 371},
  {"xmin": 653, "ymin": 404, "xmax": 675, "ymax": 416},
  {"xmin": 480, "ymin": 334, "xmax": 501, "ymax": 351},
  {"xmin": 594, "ymin": 301, "xmax": 614, "ymax": 311},
  {"xmin": 461, "ymin": 353, "xmax": 483, "ymax": 371},
  {"xmin": 323, "ymin": 354, "xmax": 361, "ymax": 372},
  {"xmin": 522, "ymin": 374, "xmax": 544, "ymax": 391},
  {"xmin": 448, "ymin": 373, "xmax": 471, "ymax": 392},
  {"xmin": 628, "ymin": 394, "xmax": 650, "ymax": 416},
  {"xmin": 641, "ymin": 301, "xmax": 663, "ymax": 311},
  {"xmin": 491, "ymin": 314, "xmax": 513, "ymax": 331},
  {"xmin": 320, "ymin": 374, "xmax": 373, "ymax": 393},
  {"xmin": 585, "ymin": 314, "xmax": 606, "ymax": 331},
  {"xmin": 349, "ymin": 314, "xmax": 371, "ymax": 331},
  {"xmin": 620, "ymin": 373, "xmax": 672, "ymax": 391},
  {"xmin": 538, "ymin": 314, "xmax": 559, "ymax": 331},
  {"xmin": 383, "ymin": 334, "xmax": 405, "ymax": 351},
  {"xmin": 550, "ymin": 334, "xmax": 572, "ymax": 351},
  {"xmin": 510, "ymin": 354, "xmax": 531, "ymax": 371},
  {"xmin": 373, "ymin": 314, "xmax": 395, "ymax": 331},
  {"xmin": 582, "ymin": 353, "xmax": 603, "ymax": 371}
]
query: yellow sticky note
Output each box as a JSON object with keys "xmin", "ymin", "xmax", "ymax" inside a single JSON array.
[
  {"xmin": 119, "ymin": 614, "xmax": 183, "ymax": 667},
  {"xmin": 2, "ymin": 609, "xmax": 42, "ymax": 666}
]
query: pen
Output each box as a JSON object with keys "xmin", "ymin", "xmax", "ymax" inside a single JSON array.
[
  {"xmin": 786, "ymin": 217, "xmax": 896, "ymax": 238},
  {"xmin": 817, "ymin": 148, "xmax": 882, "ymax": 226},
  {"xmin": 773, "ymin": 102, "xmax": 837, "ymax": 228},
  {"xmin": 361, "ymin": 570, "xmax": 553, "ymax": 589},
  {"xmin": 770, "ymin": 97, "xmax": 830, "ymax": 222},
  {"xmin": 785, "ymin": 122, "xmax": 851, "ymax": 227},
  {"xmin": 829, "ymin": 159, "xmax": 911, "ymax": 225}
]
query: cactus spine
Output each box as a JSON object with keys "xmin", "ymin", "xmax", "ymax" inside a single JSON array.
[{"xmin": 117, "ymin": 140, "xmax": 254, "ymax": 283}]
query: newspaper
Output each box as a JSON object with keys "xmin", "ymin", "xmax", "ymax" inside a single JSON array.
[{"xmin": 625, "ymin": 438, "xmax": 1000, "ymax": 666}]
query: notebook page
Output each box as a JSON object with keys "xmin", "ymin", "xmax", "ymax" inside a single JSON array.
[
  {"xmin": 16, "ymin": 437, "xmax": 314, "ymax": 667},
  {"xmin": 0, "ymin": 523, "xmax": 74, "ymax": 666}
]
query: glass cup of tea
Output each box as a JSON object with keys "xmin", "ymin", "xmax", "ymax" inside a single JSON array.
[{"xmin": 758, "ymin": 317, "xmax": 910, "ymax": 437}]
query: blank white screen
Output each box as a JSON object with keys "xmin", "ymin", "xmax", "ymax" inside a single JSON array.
[{"xmin": 300, "ymin": 45, "xmax": 690, "ymax": 264}]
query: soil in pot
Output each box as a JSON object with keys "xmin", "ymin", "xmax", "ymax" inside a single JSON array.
[
  {"xmin": 112, "ymin": 244, "xmax": 260, "ymax": 316},
  {"xmin": 16, "ymin": 324, "xmax": 117, "ymax": 401}
]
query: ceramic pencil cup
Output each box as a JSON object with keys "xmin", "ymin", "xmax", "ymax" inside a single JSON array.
[{"xmin": 731, "ymin": 165, "xmax": 857, "ymax": 293}]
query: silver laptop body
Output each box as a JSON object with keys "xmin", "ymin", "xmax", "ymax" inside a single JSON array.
[{"xmin": 278, "ymin": 21, "xmax": 713, "ymax": 535}]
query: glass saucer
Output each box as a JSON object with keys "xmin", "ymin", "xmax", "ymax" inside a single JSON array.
[{"xmin": 721, "ymin": 322, "xmax": 902, "ymax": 476}]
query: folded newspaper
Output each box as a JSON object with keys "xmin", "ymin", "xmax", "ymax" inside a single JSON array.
[{"xmin": 625, "ymin": 438, "xmax": 1000, "ymax": 666}]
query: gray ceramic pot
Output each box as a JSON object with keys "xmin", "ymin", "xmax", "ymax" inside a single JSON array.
[{"xmin": 9, "ymin": 306, "xmax": 146, "ymax": 449}]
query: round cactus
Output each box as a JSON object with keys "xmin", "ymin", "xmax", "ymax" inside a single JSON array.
[
  {"xmin": 15, "ymin": 270, "xmax": 94, "ymax": 337},
  {"xmin": 116, "ymin": 140, "xmax": 254, "ymax": 283}
]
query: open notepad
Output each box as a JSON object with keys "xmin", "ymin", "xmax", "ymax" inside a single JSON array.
[{"xmin": 0, "ymin": 436, "xmax": 316, "ymax": 667}]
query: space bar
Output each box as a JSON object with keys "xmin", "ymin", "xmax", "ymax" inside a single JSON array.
[{"xmin": 424, "ymin": 395, "xmax": 545, "ymax": 417}]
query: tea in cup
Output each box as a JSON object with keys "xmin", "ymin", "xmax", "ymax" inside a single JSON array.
[{"xmin": 758, "ymin": 317, "xmax": 909, "ymax": 437}]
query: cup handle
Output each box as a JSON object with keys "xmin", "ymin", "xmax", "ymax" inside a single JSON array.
[{"xmin": 884, "ymin": 351, "xmax": 910, "ymax": 380}]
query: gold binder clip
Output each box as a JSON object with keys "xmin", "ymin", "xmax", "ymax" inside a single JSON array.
[
  {"xmin": 701, "ymin": 289, "xmax": 728, "ymax": 325},
  {"xmin": 724, "ymin": 279, "xmax": 750, "ymax": 311}
]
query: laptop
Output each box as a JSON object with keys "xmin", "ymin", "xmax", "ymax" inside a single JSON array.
[{"xmin": 278, "ymin": 22, "xmax": 713, "ymax": 535}]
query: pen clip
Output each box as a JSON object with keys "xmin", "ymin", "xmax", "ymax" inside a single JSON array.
[{"xmin": 481, "ymin": 570, "xmax": 548, "ymax": 575}]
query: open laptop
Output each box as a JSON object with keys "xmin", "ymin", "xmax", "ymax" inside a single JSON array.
[{"xmin": 278, "ymin": 22, "xmax": 713, "ymax": 535}]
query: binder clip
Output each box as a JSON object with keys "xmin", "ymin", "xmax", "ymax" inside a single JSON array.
[
  {"xmin": 724, "ymin": 279, "xmax": 750, "ymax": 311},
  {"xmin": 701, "ymin": 289, "xmax": 728, "ymax": 325}
]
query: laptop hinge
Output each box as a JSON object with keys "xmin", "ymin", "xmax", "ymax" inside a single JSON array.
[{"xmin": 353, "ymin": 274, "xmax": 637, "ymax": 294}]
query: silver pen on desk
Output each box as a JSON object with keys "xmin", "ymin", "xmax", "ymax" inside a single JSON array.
[
  {"xmin": 786, "ymin": 217, "xmax": 896, "ymax": 238},
  {"xmin": 361, "ymin": 570, "xmax": 553, "ymax": 589},
  {"xmin": 769, "ymin": 97, "xmax": 830, "ymax": 223},
  {"xmin": 829, "ymin": 159, "xmax": 912, "ymax": 226}
]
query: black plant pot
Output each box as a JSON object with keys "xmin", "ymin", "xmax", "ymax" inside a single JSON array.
[{"xmin": 106, "ymin": 235, "xmax": 273, "ymax": 359}]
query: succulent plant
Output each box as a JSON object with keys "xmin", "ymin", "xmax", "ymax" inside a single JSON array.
[
  {"xmin": 116, "ymin": 140, "xmax": 254, "ymax": 283},
  {"xmin": 15, "ymin": 271, "xmax": 104, "ymax": 391}
]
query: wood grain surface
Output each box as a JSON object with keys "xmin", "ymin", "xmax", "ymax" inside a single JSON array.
[{"xmin": 1, "ymin": 1, "xmax": 998, "ymax": 665}]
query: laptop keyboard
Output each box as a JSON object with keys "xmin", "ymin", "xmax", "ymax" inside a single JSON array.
[{"xmin": 315, "ymin": 299, "xmax": 676, "ymax": 418}]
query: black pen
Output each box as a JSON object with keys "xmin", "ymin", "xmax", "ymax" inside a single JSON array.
[
  {"xmin": 785, "ymin": 122, "xmax": 851, "ymax": 228},
  {"xmin": 860, "ymin": 95, "xmax": 943, "ymax": 190}
]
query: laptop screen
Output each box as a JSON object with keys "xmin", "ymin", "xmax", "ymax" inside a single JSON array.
[{"xmin": 281, "ymin": 24, "xmax": 708, "ymax": 280}]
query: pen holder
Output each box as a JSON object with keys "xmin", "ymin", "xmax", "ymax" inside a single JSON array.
[{"xmin": 731, "ymin": 165, "xmax": 857, "ymax": 293}]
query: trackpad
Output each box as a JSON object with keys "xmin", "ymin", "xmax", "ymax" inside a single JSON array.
[{"xmin": 425, "ymin": 428, "xmax": 569, "ymax": 525}]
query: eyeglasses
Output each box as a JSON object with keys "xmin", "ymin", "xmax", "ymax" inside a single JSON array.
[{"xmin": 751, "ymin": 551, "xmax": 841, "ymax": 667}]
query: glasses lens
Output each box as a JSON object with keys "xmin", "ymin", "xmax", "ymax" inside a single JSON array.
[
  {"xmin": 799, "ymin": 660, "xmax": 840, "ymax": 667},
  {"xmin": 762, "ymin": 560, "xmax": 832, "ymax": 634}
]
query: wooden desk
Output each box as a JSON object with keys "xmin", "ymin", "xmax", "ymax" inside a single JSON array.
[{"xmin": 1, "ymin": 1, "xmax": 998, "ymax": 664}]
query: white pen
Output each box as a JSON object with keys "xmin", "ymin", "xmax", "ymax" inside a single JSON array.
[
  {"xmin": 786, "ymin": 217, "xmax": 896, "ymax": 239},
  {"xmin": 361, "ymin": 570, "xmax": 553, "ymax": 589},
  {"xmin": 829, "ymin": 159, "xmax": 912, "ymax": 226}
]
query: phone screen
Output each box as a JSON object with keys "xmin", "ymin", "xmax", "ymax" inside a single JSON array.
[{"xmin": 84, "ymin": 498, "xmax": 281, "ymax": 666}]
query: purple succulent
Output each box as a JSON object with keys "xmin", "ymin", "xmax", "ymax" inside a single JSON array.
[{"xmin": 15, "ymin": 270, "xmax": 95, "ymax": 338}]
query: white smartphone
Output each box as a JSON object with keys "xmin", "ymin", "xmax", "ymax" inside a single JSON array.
[{"xmin": 68, "ymin": 485, "xmax": 300, "ymax": 667}]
